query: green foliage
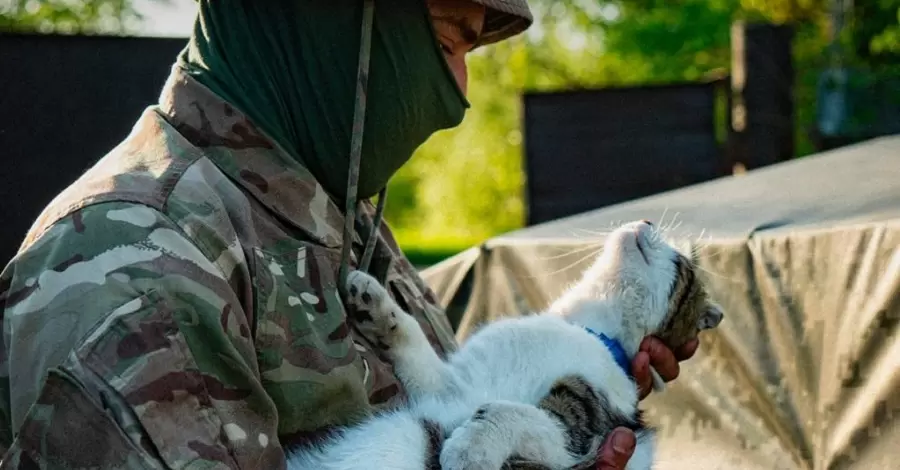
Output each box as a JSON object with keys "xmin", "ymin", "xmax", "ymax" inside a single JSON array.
[
  {"xmin": 393, "ymin": 230, "xmax": 477, "ymax": 268},
  {"xmin": 0, "ymin": 0, "xmax": 165, "ymax": 34},
  {"xmin": 852, "ymin": 0, "xmax": 900, "ymax": 59},
  {"xmin": 872, "ymin": 20, "xmax": 900, "ymax": 55}
]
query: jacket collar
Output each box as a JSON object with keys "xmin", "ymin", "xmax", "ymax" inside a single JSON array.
[{"xmin": 157, "ymin": 65, "xmax": 358, "ymax": 248}]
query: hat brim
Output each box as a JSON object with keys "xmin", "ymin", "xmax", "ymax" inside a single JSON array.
[
  {"xmin": 189, "ymin": 0, "xmax": 533, "ymax": 47},
  {"xmin": 473, "ymin": 0, "xmax": 533, "ymax": 47}
]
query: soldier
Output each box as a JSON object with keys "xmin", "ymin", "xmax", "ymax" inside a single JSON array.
[{"xmin": 0, "ymin": 0, "xmax": 698, "ymax": 469}]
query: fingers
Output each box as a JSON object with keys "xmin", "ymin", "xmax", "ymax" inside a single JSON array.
[
  {"xmin": 634, "ymin": 336, "xmax": 702, "ymax": 399},
  {"xmin": 631, "ymin": 351, "xmax": 653, "ymax": 400},
  {"xmin": 596, "ymin": 428, "xmax": 636, "ymax": 469},
  {"xmin": 674, "ymin": 338, "xmax": 700, "ymax": 361},
  {"xmin": 639, "ymin": 337, "xmax": 680, "ymax": 382}
]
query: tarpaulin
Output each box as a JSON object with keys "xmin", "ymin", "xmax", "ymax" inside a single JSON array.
[{"xmin": 421, "ymin": 136, "xmax": 900, "ymax": 469}]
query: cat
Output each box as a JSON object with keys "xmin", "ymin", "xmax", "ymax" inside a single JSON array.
[{"xmin": 285, "ymin": 219, "xmax": 724, "ymax": 470}]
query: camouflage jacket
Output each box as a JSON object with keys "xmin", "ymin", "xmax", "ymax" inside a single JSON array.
[{"xmin": 0, "ymin": 66, "xmax": 458, "ymax": 469}]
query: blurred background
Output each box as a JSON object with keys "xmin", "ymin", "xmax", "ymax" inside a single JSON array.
[{"xmin": 0, "ymin": 0, "xmax": 898, "ymax": 267}]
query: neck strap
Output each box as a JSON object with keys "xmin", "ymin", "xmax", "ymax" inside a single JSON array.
[{"xmin": 338, "ymin": 0, "xmax": 376, "ymax": 300}]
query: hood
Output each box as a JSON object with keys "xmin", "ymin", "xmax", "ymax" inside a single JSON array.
[{"xmin": 179, "ymin": 0, "xmax": 469, "ymax": 202}]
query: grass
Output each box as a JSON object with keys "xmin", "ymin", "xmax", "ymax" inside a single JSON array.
[{"xmin": 393, "ymin": 231, "xmax": 485, "ymax": 269}]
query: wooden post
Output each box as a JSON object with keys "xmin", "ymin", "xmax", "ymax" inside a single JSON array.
[{"xmin": 729, "ymin": 22, "xmax": 795, "ymax": 171}]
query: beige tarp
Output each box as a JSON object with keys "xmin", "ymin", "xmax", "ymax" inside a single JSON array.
[{"xmin": 420, "ymin": 136, "xmax": 900, "ymax": 469}]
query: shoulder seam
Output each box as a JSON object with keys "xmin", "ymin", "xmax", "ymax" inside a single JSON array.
[
  {"xmin": 24, "ymin": 157, "xmax": 199, "ymax": 252},
  {"xmin": 162, "ymin": 180, "xmax": 235, "ymax": 283},
  {"xmin": 40, "ymin": 198, "xmax": 230, "ymax": 283},
  {"xmin": 157, "ymin": 205, "xmax": 232, "ymax": 284}
]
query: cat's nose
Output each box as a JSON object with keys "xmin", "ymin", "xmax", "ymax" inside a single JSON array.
[
  {"xmin": 701, "ymin": 307, "xmax": 724, "ymax": 329},
  {"xmin": 710, "ymin": 309, "xmax": 724, "ymax": 327}
]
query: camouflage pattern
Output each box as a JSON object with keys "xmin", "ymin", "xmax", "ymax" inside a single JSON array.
[{"xmin": 0, "ymin": 66, "xmax": 458, "ymax": 468}]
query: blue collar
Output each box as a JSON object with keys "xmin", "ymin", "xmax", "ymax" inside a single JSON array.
[{"xmin": 583, "ymin": 327, "xmax": 632, "ymax": 376}]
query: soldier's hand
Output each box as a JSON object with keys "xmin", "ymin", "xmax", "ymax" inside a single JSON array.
[
  {"xmin": 632, "ymin": 336, "xmax": 699, "ymax": 400},
  {"xmin": 595, "ymin": 428, "xmax": 636, "ymax": 469},
  {"xmin": 595, "ymin": 338, "xmax": 699, "ymax": 469}
]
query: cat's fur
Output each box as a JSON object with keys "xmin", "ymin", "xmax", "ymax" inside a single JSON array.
[{"xmin": 286, "ymin": 220, "xmax": 724, "ymax": 470}]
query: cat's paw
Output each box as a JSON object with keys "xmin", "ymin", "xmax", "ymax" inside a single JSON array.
[
  {"xmin": 441, "ymin": 401, "xmax": 577, "ymax": 470},
  {"xmin": 439, "ymin": 403, "xmax": 522, "ymax": 470},
  {"xmin": 440, "ymin": 424, "xmax": 505, "ymax": 470},
  {"xmin": 345, "ymin": 270, "xmax": 400, "ymax": 348},
  {"xmin": 345, "ymin": 270, "xmax": 388, "ymax": 310}
]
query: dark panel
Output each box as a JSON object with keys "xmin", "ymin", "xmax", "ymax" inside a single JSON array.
[
  {"xmin": 0, "ymin": 33, "xmax": 187, "ymax": 266},
  {"xmin": 729, "ymin": 22, "xmax": 795, "ymax": 169},
  {"xmin": 523, "ymin": 81, "xmax": 725, "ymax": 226}
]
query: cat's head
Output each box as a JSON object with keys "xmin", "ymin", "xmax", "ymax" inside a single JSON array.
[{"xmin": 587, "ymin": 220, "xmax": 724, "ymax": 349}]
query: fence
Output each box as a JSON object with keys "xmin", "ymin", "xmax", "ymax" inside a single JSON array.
[
  {"xmin": 0, "ymin": 33, "xmax": 187, "ymax": 265},
  {"xmin": 523, "ymin": 79, "xmax": 730, "ymax": 226},
  {"xmin": 522, "ymin": 22, "xmax": 796, "ymax": 226}
]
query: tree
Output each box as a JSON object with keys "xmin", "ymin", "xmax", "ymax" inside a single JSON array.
[
  {"xmin": 852, "ymin": 0, "xmax": 900, "ymax": 59},
  {"xmin": 0, "ymin": 0, "xmax": 167, "ymax": 34}
]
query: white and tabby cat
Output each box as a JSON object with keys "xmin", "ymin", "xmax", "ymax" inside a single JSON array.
[{"xmin": 286, "ymin": 220, "xmax": 724, "ymax": 470}]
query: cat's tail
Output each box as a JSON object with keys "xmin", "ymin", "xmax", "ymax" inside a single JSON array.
[{"xmin": 284, "ymin": 410, "xmax": 436, "ymax": 470}]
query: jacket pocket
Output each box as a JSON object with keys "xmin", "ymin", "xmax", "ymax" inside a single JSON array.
[
  {"xmin": 67, "ymin": 290, "xmax": 252, "ymax": 470},
  {"xmin": 2, "ymin": 366, "xmax": 160, "ymax": 470}
]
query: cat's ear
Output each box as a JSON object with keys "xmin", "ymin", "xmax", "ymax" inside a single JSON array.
[{"xmin": 698, "ymin": 302, "xmax": 724, "ymax": 330}]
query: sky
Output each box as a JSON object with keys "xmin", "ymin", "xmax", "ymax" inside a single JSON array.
[{"xmin": 136, "ymin": 0, "xmax": 196, "ymax": 37}]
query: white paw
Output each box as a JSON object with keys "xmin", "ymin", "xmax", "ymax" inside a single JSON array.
[
  {"xmin": 439, "ymin": 424, "xmax": 506, "ymax": 470},
  {"xmin": 440, "ymin": 402, "xmax": 577, "ymax": 470},
  {"xmin": 346, "ymin": 270, "xmax": 387, "ymax": 308},
  {"xmin": 439, "ymin": 404, "xmax": 519, "ymax": 470},
  {"xmin": 345, "ymin": 270, "xmax": 400, "ymax": 347}
]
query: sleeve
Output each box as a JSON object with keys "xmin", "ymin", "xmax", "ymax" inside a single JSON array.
[{"xmin": 0, "ymin": 202, "xmax": 286, "ymax": 470}]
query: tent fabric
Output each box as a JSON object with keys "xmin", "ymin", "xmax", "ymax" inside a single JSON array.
[{"xmin": 420, "ymin": 135, "xmax": 900, "ymax": 469}]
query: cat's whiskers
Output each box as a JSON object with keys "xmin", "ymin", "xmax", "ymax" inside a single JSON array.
[
  {"xmin": 543, "ymin": 222, "xmax": 644, "ymax": 263},
  {"xmin": 659, "ymin": 210, "xmax": 681, "ymax": 233},
  {"xmin": 693, "ymin": 248, "xmax": 728, "ymax": 262},
  {"xmin": 648, "ymin": 227, "xmax": 667, "ymax": 244},
  {"xmin": 569, "ymin": 228, "xmax": 613, "ymax": 237},
  {"xmin": 692, "ymin": 263, "xmax": 742, "ymax": 285},
  {"xmin": 527, "ymin": 247, "xmax": 605, "ymax": 280},
  {"xmin": 690, "ymin": 234, "xmax": 728, "ymax": 260},
  {"xmin": 535, "ymin": 242, "xmax": 605, "ymax": 261},
  {"xmin": 658, "ymin": 226, "xmax": 728, "ymax": 262},
  {"xmin": 667, "ymin": 219, "xmax": 684, "ymax": 233}
]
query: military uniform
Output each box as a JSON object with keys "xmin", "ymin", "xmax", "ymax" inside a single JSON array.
[
  {"xmin": 1, "ymin": 0, "xmax": 536, "ymax": 465},
  {"xmin": 0, "ymin": 68, "xmax": 459, "ymax": 469}
]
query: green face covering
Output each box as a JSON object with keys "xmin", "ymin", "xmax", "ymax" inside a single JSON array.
[{"xmin": 179, "ymin": 0, "xmax": 469, "ymax": 201}]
